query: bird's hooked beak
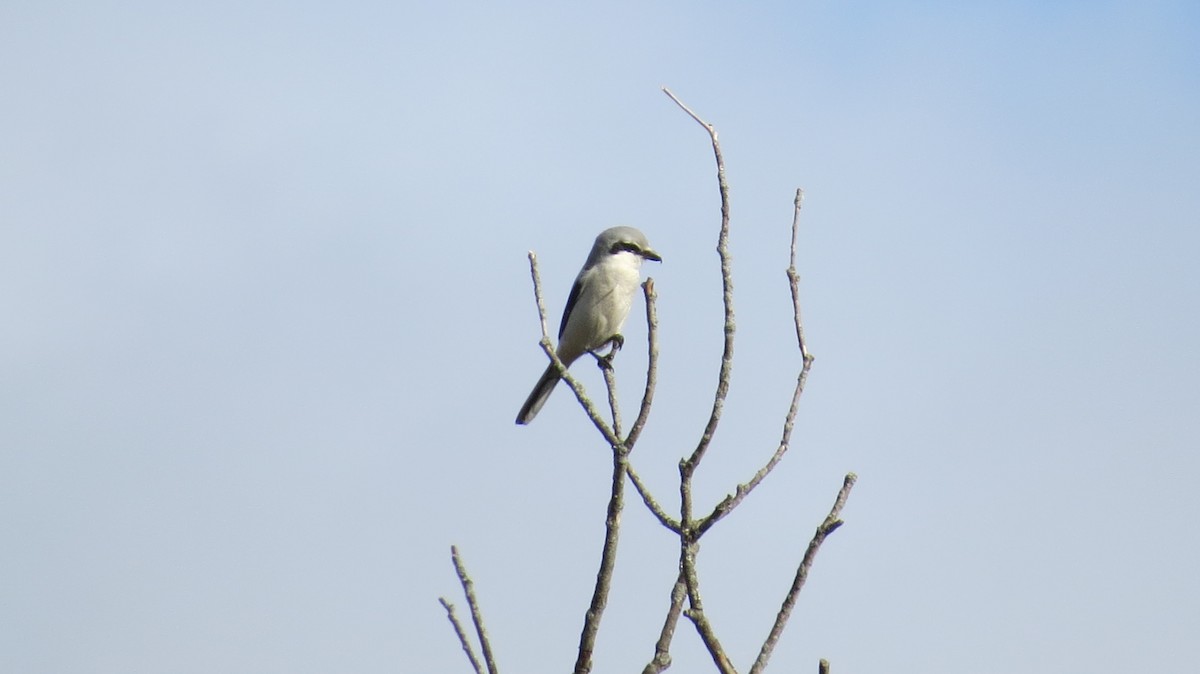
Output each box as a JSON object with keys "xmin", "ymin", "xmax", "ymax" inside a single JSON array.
[{"xmin": 641, "ymin": 248, "xmax": 663, "ymax": 263}]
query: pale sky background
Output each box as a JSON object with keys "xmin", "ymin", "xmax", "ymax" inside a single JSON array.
[{"xmin": 3, "ymin": 2, "xmax": 1199, "ymax": 673}]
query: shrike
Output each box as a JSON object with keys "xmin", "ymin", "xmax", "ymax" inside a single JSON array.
[{"xmin": 516, "ymin": 226, "xmax": 662, "ymax": 425}]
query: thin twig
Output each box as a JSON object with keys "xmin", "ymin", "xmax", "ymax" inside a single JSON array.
[
  {"xmin": 642, "ymin": 570, "xmax": 688, "ymax": 674},
  {"xmin": 627, "ymin": 463, "xmax": 680, "ymax": 532},
  {"xmin": 527, "ymin": 250, "xmax": 552, "ymax": 341},
  {"xmin": 748, "ymin": 474, "xmax": 857, "ymax": 674},
  {"xmin": 573, "ymin": 451, "xmax": 628, "ymax": 674},
  {"xmin": 788, "ymin": 189, "xmax": 813, "ymax": 365},
  {"xmin": 662, "ymin": 88, "xmax": 735, "ymax": 475},
  {"xmin": 602, "ymin": 364, "xmax": 623, "ymax": 440},
  {"xmin": 819, "ymin": 658, "xmax": 830, "ymax": 674},
  {"xmin": 694, "ymin": 361, "xmax": 805, "ymax": 536},
  {"xmin": 438, "ymin": 597, "xmax": 485, "ymax": 674},
  {"xmin": 625, "ymin": 278, "xmax": 659, "ymax": 448},
  {"xmin": 661, "ymin": 88, "xmax": 714, "ymax": 132},
  {"xmin": 450, "ymin": 546, "xmax": 499, "ymax": 674},
  {"xmin": 527, "ymin": 251, "xmax": 620, "ymax": 447},
  {"xmin": 621, "ymin": 277, "xmax": 678, "ymax": 532},
  {"xmin": 695, "ymin": 433, "xmax": 788, "ymax": 537},
  {"xmin": 620, "ymin": 278, "xmax": 677, "ymax": 529}
]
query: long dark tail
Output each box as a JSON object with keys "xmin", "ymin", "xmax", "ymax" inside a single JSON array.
[{"xmin": 515, "ymin": 363, "xmax": 562, "ymax": 425}]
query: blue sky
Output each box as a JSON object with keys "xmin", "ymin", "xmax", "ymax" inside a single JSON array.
[{"xmin": 3, "ymin": 2, "xmax": 1199, "ymax": 672}]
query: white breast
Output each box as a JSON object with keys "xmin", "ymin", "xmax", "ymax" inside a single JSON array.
[{"xmin": 557, "ymin": 251, "xmax": 644, "ymax": 363}]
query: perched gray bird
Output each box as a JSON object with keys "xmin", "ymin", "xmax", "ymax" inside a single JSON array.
[{"xmin": 516, "ymin": 226, "xmax": 662, "ymax": 425}]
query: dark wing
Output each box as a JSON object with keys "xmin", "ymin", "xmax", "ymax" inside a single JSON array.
[{"xmin": 558, "ymin": 278, "xmax": 584, "ymax": 339}]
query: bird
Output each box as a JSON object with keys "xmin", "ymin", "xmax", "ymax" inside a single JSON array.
[{"xmin": 516, "ymin": 226, "xmax": 662, "ymax": 425}]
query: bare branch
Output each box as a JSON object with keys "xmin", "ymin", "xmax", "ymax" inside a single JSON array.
[
  {"xmin": 642, "ymin": 571, "xmax": 688, "ymax": 674},
  {"xmin": 788, "ymin": 189, "xmax": 813, "ymax": 366},
  {"xmin": 695, "ymin": 434, "xmax": 787, "ymax": 537},
  {"xmin": 694, "ymin": 364, "xmax": 805, "ymax": 537},
  {"xmin": 601, "ymin": 364, "xmax": 623, "ymax": 439},
  {"xmin": 438, "ymin": 597, "xmax": 485, "ymax": 674},
  {"xmin": 661, "ymin": 88, "xmax": 715, "ymax": 135},
  {"xmin": 618, "ymin": 278, "xmax": 678, "ymax": 529},
  {"xmin": 749, "ymin": 473, "xmax": 858, "ymax": 674},
  {"xmin": 662, "ymin": 88, "xmax": 735, "ymax": 475},
  {"xmin": 573, "ymin": 451, "xmax": 629, "ymax": 674},
  {"xmin": 625, "ymin": 278, "xmax": 659, "ymax": 448},
  {"xmin": 819, "ymin": 658, "xmax": 831, "ymax": 674},
  {"xmin": 627, "ymin": 463, "xmax": 680, "ymax": 532},
  {"xmin": 449, "ymin": 546, "xmax": 499, "ymax": 674},
  {"xmin": 695, "ymin": 190, "xmax": 816, "ymax": 536},
  {"xmin": 527, "ymin": 252, "xmax": 621, "ymax": 447},
  {"xmin": 527, "ymin": 250, "xmax": 552, "ymax": 341},
  {"xmin": 681, "ymin": 542, "xmax": 736, "ymax": 674},
  {"xmin": 677, "ymin": 434, "xmax": 733, "ymax": 672}
]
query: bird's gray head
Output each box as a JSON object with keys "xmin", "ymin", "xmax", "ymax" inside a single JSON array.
[{"xmin": 589, "ymin": 226, "xmax": 663, "ymax": 265}]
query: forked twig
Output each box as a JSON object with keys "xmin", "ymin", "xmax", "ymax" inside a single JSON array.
[
  {"xmin": 696, "ymin": 189, "xmax": 815, "ymax": 537},
  {"xmin": 449, "ymin": 546, "xmax": 499, "ymax": 674},
  {"xmin": 658, "ymin": 85, "xmax": 742, "ymax": 671},
  {"xmin": 641, "ymin": 90, "xmax": 851, "ymax": 674},
  {"xmin": 438, "ymin": 597, "xmax": 485, "ymax": 674}
]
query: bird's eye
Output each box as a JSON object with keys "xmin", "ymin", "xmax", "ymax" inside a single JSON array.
[{"xmin": 610, "ymin": 241, "xmax": 640, "ymax": 255}]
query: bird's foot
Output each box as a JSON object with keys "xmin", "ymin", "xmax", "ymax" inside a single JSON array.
[
  {"xmin": 594, "ymin": 351, "xmax": 615, "ymax": 371},
  {"xmin": 609, "ymin": 334, "xmax": 625, "ymax": 353},
  {"xmin": 590, "ymin": 334, "xmax": 624, "ymax": 371}
]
